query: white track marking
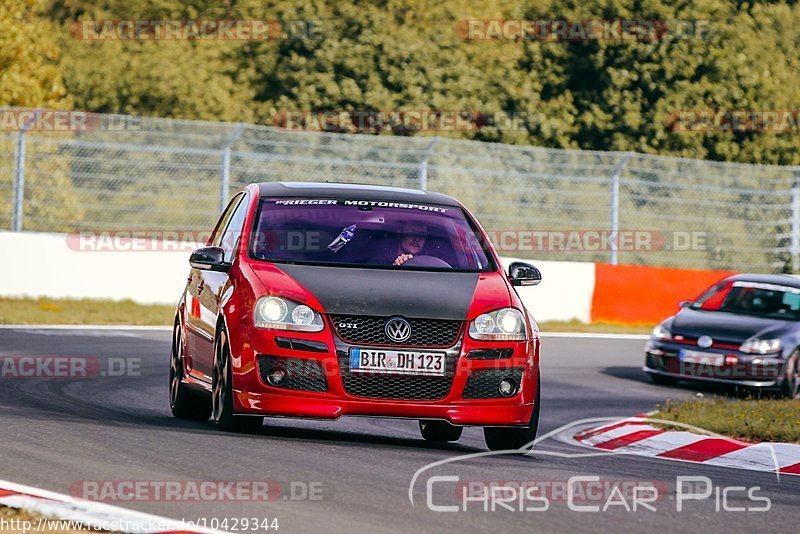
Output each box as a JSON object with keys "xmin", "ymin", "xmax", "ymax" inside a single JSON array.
[
  {"xmin": 580, "ymin": 424, "xmax": 657, "ymax": 446},
  {"xmin": 704, "ymin": 443, "xmax": 800, "ymax": 472},
  {"xmin": 613, "ymin": 431, "xmax": 707, "ymax": 455}
]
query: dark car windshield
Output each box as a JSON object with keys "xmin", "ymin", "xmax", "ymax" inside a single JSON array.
[
  {"xmin": 691, "ymin": 280, "xmax": 800, "ymax": 320},
  {"xmin": 249, "ymin": 197, "xmax": 495, "ymax": 272}
]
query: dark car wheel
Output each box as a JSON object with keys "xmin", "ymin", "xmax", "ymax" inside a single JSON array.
[
  {"xmin": 649, "ymin": 373, "xmax": 679, "ymax": 386},
  {"xmin": 169, "ymin": 320, "xmax": 211, "ymax": 420},
  {"xmin": 212, "ymin": 328, "xmax": 264, "ymax": 433},
  {"xmin": 419, "ymin": 420, "xmax": 463, "ymax": 442},
  {"xmin": 782, "ymin": 355, "xmax": 800, "ymax": 400},
  {"xmin": 483, "ymin": 373, "xmax": 541, "ymax": 453}
]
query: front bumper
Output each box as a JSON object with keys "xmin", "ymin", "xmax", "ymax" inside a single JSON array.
[
  {"xmin": 644, "ymin": 340, "xmax": 785, "ymax": 389},
  {"xmin": 228, "ymin": 320, "xmax": 539, "ymax": 427}
]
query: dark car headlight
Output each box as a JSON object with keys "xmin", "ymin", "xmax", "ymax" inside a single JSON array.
[
  {"xmin": 254, "ymin": 297, "xmax": 324, "ymax": 332},
  {"xmin": 652, "ymin": 324, "xmax": 672, "ymax": 341},
  {"xmin": 739, "ymin": 338, "xmax": 782, "ymax": 354},
  {"xmin": 469, "ymin": 308, "xmax": 527, "ymax": 341}
]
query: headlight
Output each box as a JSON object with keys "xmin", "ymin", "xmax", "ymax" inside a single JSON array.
[
  {"xmin": 469, "ymin": 308, "xmax": 527, "ymax": 341},
  {"xmin": 739, "ymin": 338, "xmax": 782, "ymax": 354},
  {"xmin": 652, "ymin": 324, "xmax": 672, "ymax": 340},
  {"xmin": 254, "ymin": 297, "xmax": 324, "ymax": 332}
]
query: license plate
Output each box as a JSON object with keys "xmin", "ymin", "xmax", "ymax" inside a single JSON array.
[
  {"xmin": 679, "ymin": 349, "xmax": 724, "ymax": 366},
  {"xmin": 349, "ymin": 348, "xmax": 445, "ymax": 376}
]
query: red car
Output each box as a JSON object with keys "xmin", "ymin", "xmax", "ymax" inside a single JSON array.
[{"xmin": 169, "ymin": 182, "xmax": 542, "ymax": 451}]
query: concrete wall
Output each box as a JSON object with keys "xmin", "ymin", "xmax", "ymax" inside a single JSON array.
[
  {"xmin": 499, "ymin": 257, "xmax": 594, "ymax": 323},
  {"xmin": 0, "ymin": 231, "xmax": 194, "ymax": 306}
]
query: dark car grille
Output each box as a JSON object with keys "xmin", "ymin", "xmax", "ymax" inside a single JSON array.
[
  {"xmin": 257, "ymin": 355, "xmax": 328, "ymax": 392},
  {"xmin": 337, "ymin": 351, "xmax": 458, "ymax": 400},
  {"xmin": 463, "ymin": 368, "xmax": 524, "ymax": 399},
  {"xmin": 330, "ymin": 315, "xmax": 462, "ymax": 347}
]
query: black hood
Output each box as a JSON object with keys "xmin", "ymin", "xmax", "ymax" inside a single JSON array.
[
  {"xmin": 670, "ymin": 308, "xmax": 793, "ymax": 343},
  {"xmin": 275, "ymin": 264, "xmax": 481, "ymax": 320}
]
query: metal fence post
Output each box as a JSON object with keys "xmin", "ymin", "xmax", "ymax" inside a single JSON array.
[
  {"xmin": 791, "ymin": 177, "xmax": 800, "ymax": 273},
  {"xmin": 609, "ymin": 152, "xmax": 633, "ymax": 265},
  {"xmin": 11, "ymin": 130, "xmax": 26, "ymax": 231},
  {"xmin": 418, "ymin": 137, "xmax": 440, "ymax": 190},
  {"xmin": 11, "ymin": 112, "xmax": 39, "ymax": 231},
  {"xmin": 220, "ymin": 124, "xmax": 245, "ymax": 213}
]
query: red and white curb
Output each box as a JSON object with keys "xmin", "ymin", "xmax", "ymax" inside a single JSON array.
[
  {"xmin": 0, "ymin": 479, "xmax": 221, "ymax": 533},
  {"xmin": 573, "ymin": 416, "xmax": 800, "ymax": 476}
]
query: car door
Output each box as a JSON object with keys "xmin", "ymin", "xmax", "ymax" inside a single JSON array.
[{"xmin": 185, "ymin": 193, "xmax": 245, "ymax": 381}]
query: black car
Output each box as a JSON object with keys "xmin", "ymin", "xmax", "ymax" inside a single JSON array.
[{"xmin": 644, "ymin": 273, "xmax": 800, "ymax": 398}]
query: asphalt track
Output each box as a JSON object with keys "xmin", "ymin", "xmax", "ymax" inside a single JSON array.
[{"xmin": 0, "ymin": 327, "xmax": 797, "ymax": 533}]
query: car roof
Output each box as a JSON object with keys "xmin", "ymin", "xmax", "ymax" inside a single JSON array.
[
  {"xmin": 725, "ymin": 273, "xmax": 800, "ymax": 289},
  {"xmin": 255, "ymin": 181, "xmax": 462, "ymax": 207}
]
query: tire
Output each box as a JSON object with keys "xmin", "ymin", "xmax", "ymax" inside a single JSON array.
[
  {"xmin": 212, "ymin": 328, "xmax": 264, "ymax": 433},
  {"xmin": 419, "ymin": 420, "xmax": 463, "ymax": 442},
  {"xmin": 781, "ymin": 355, "xmax": 800, "ymax": 400},
  {"xmin": 483, "ymin": 373, "xmax": 541, "ymax": 453},
  {"xmin": 649, "ymin": 373, "xmax": 679, "ymax": 386},
  {"xmin": 169, "ymin": 320, "xmax": 211, "ymax": 420}
]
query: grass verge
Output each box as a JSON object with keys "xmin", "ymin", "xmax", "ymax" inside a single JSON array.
[
  {"xmin": 538, "ymin": 319, "xmax": 654, "ymax": 334},
  {"xmin": 654, "ymin": 398, "xmax": 800, "ymax": 444},
  {"xmin": 0, "ymin": 297, "xmax": 174, "ymax": 326}
]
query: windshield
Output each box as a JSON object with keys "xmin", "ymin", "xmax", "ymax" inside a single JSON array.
[
  {"xmin": 691, "ymin": 280, "xmax": 800, "ymax": 320},
  {"xmin": 249, "ymin": 197, "xmax": 496, "ymax": 272}
]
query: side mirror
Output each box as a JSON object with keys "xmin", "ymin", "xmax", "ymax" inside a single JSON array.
[
  {"xmin": 678, "ymin": 300, "xmax": 692, "ymax": 309},
  {"xmin": 508, "ymin": 261, "xmax": 542, "ymax": 287},
  {"xmin": 190, "ymin": 246, "xmax": 229, "ymax": 272}
]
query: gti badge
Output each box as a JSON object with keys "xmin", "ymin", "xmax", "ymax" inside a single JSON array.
[
  {"xmin": 697, "ymin": 335, "xmax": 713, "ymax": 349},
  {"xmin": 385, "ymin": 317, "xmax": 411, "ymax": 343}
]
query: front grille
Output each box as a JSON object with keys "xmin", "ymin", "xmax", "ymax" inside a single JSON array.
[
  {"xmin": 462, "ymin": 368, "xmax": 524, "ymax": 399},
  {"xmin": 330, "ymin": 315, "xmax": 462, "ymax": 347},
  {"xmin": 337, "ymin": 351, "xmax": 457, "ymax": 400},
  {"xmin": 257, "ymin": 355, "xmax": 328, "ymax": 392},
  {"xmin": 674, "ymin": 337, "xmax": 741, "ymax": 350}
]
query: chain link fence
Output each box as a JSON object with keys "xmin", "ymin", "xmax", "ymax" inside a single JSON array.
[{"xmin": 1, "ymin": 109, "xmax": 799, "ymax": 273}]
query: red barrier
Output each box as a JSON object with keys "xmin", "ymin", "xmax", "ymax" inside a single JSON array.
[{"xmin": 591, "ymin": 264, "xmax": 736, "ymax": 325}]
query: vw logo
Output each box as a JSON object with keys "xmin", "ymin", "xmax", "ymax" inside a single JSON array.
[
  {"xmin": 697, "ymin": 335, "xmax": 713, "ymax": 349},
  {"xmin": 385, "ymin": 317, "xmax": 411, "ymax": 343}
]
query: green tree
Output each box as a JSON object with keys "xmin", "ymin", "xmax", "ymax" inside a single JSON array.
[{"xmin": 0, "ymin": 0, "xmax": 71, "ymax": 107}]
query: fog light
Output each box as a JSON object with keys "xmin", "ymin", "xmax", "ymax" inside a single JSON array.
[
  {"xmin": 498, "ymin": 379, "xmax": 516, "ymax": 397},
  {"xmin": 268, "ymin": 367, "xmax": 287, "ymax": 386}
]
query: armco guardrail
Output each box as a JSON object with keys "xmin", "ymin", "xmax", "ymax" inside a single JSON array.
[{"xmin": 2, "ymin": 108, "xmax": 799, "ymax": 273}]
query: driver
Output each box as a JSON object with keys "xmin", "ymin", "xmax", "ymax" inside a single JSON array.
[{"xmin": 393, "ymin": 221, "xmax": 428, "ymax": 266}]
